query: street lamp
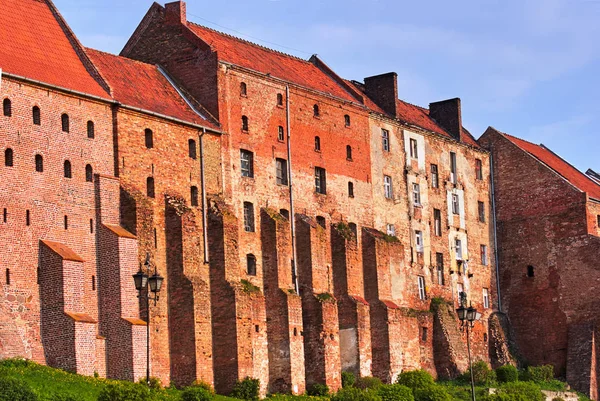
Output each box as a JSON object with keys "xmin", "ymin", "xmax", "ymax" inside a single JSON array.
[
  {"xmin": 133, "ymin": 252, "xmax": 164, "ymax": 385},
  {"xmin": 456, "ymin": 291, "xmax": 480, "ymax": 401}
]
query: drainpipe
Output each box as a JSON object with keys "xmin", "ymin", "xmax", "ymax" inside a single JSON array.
[
  {"xmin": 286, "ymin": 85, "xmax": 299, "ymax": 294},
  {"xmin": 490, "ymin": 151, "xmax": 502, "ymax": 312},
  {"xmin": 199, "ymin": 128, "xmax": 209, "ymax": 264}
]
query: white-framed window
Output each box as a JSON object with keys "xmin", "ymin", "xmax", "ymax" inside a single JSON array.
[
  {"xmin": 455, "ymin": 238, "xmax": 463, "ymax": 260},
  {"xmin": 483, "ymin": 288, "xmax": 490, "ymax": 309},
  {"xmin": 452, "ymin": 194, "xmax": 460, "ymax": 215},
  {"xmin": 481, "ymin": 244, "xmax": 488, "ymax": 266},
  {"xmin": 418, "ymin": 276, "xmax": 426, "ymax": 300},
  {"xmin": 431, "ymin": 164, "xmax": 439, "ymax": 188},
  {"xmin": 240, "ymin": 149, "xmax": 254, "ymax": 178},
  {"xmin": 315, "ymin": 167, "xmax": 327, "ymax": 194},
  {"xmin": 450, "ymin": 151, "xmax": 457, "ymax": 183},
  {"xmin": 415, "ymin": 230, "xmax": 424, "ymax": 253},
  {"xmin": 384, "ymin": 175, "xmax": 393, "ymax": 199},
  {"xmin": 436, "ymin": 252, "xmax": 444, "ymax": 285},
  {"xmin": 382, "ymin": 129, "xmax": 390, "ymax": 152},
  {"xmin": 412, "ymin": 183, "xmax": 421, "ymax": 205},
  {"xmin": 434, "ymin": 209, "xmax": 442, "ymax": 236},
  {"xmin": 386, "ymin": 224, "xmax": 396, "ymax": 236},
  {"xmin": 409, "ymin": 138, "xmax": 418, "ymax": 159}
]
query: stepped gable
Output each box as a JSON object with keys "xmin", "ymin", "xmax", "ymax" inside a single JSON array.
[
  {"xmin": 500, "ymin": 131, "xmax": 600, "ymax": 200},
  {"xmin": 86, "ymin": 49, "xmax": 218, "ymax": 128},
  {"xmin": 186, "ymin": 23, "xmax": 358, "ymax": 102},
  {"xmin": 0, "ymin": 0, "xmax": 109, "ymax": 98}
]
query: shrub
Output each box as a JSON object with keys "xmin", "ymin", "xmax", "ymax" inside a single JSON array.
[
  {"xmin": 480, "ymin": 393, "xmax": 528, "ymax": 401},
  {"xmin": 496, "ymin": 365, "xmax": 519, "ymax": 383},
  {"xmin": 467, "ymin": 361, "xmax": 496, "ymax": 385},
  {"xmin": 355, "ymin": 377, "xmax": 383, "ymax": 390},
  {"xmin": 522, "ymin": 365, "xmax": 554, "ymax": 383},
  {"xmin": 97, "ymin": 382, "xmax": 151, "ymax": 401},
  {"xmin": 342, "ymin": 372, "xmax": 356, "ymax": 388},
  {"xmin": 395, "ymin": 370, "xmax": 434, "ymax": 391},
  {"xmin": 413, "ymin": 386, "xmax": 452, "ymax": 401},
  {"xmin": 307, "ymin": 383, "xmax": 330, "ymax": 396},
  {"xmin": 50, "ymin": 395, "xmax": 78, "ymax": 401},
  {"xmin": 0, "ymin": 376, "xmax": 38, "ymax": 401},
  {"xmin": 377, "ymin": 384, "xmax": 414, "ymax": 401},
  {"xmin": 496, "ymin": 381, "xmax": 544, "ymax": 401},
  {"xmin": 231, "ymin": 377, "xmax": 260, "ymax": 401},
  {"xmin": 191, "ymin": 381, "xmax": 215, "ymax": 394},
  {"xmin": 0, "ymin": 358, "xmax": 36, "ymax": 370},
  {"xmin": 137, "ymin": 376, "xmax": 162, "ymax": 390},
  {"xmin": 331, "ymin": 387, "xmax": 381, "ymax": 401},
  {"xmin": 182, "ymin": 387, "xmax": 212, "ymax": 401}
]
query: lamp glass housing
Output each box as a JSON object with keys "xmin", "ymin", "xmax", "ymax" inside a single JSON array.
[
  {"xmin": 133, "ymin": 270, "xmax": 148, "ymax": 291},
  {"xmin": 148, "ymin": 272, "xmax": 164, "ymax": 293},
  {"xmin": 466, "ymin": 306, "xmax": 477, "ymax": 322},
  {"xmin": 456, "ymin": 306, "xmax": 467, "ymax": 321}
]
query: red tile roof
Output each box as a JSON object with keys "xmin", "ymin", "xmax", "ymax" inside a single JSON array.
[
  {"xmin": 186, "ymin": 23, "xmax": 358, "ymax": 102},
  {"xmin": 396, "ymin": 100, "xmax": 450, "ymax": 138},
  {"xmin": 0, "ymin": 0, "xmax": 108, "ymax": 98},
  {"xmin": 502, "ymin": 133, "xmax": 600, "ymax": 200},
  {"xmin": 87, "ymin": 49, "xmax": 218, "ymax": 128}
]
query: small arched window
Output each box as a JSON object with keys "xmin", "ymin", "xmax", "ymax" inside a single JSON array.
[
  {"xmin": 527, "ymin": 265, "xmax": 534, "ymax": 278},
  {"xmin": 35, "ymin": 154, "xmax": 43, "ymax": 172},
  {"xmin": 344, "ymin": 114, "xmax": 350, "ymax": 127},
  {"xmin": 64, "ymin": 160, "xmax": 72, "ymax": 178},
  {"xmin": 346, "ymin": 145, "xmax": 352, "ymax": 160},
  {"xmin": 32, "ymin": 106, "xmax": 41, "ymax": 125},
  {"xmin": 5, "ymin": 148, "xmax": 13, "ymax": 167},
  {"xmin": 348, "ymin": 182, "xmax": 354, "ymax": 198},
  {"xmin": 147, "ymin": 177, "xmax": 155, "ymax": 198},
  {"xmin": 188, "ymin": 139, "xmax": 197, "ymax": 159},
  {"xmin": 349, "ymin": 222, "xmax": 358, "ymax": 239},
  {"xmin": 87, "ymin": 121, "xmax": 95, "ymax": 138},
  {"xmin": 247, "ymin": 254, "xmax": 257, "ymax": 276},
  {"xmin": 85, "ymin": 164, "xmax": 93, "ymax": 182},
  {"xmin": 61, "ymin": 113, "xmax": 69, "ymax": 133},
  {"xmin": 145, "ymin": 128, "xmax": 153, "ymax": 148},
  {"xmin": 313, "ymin": 104, "xmax": 320, "ymax": 117},
  {"xmin": 191, "ymin": 186, "xmax": 199, "ymax": 206},
  {"xmin": 315, "ymin": 136, "xmax": 321, "ymax": 151},
  {"xmin": 316, "ymin": 215, "xmax": 326, "ymax": 228},
  {"xmin": 277, "ymin": 93, "xmax": 283, "ymax": 106},
  {"xmin": 3, "ymin": 99, "xmax": 11, "ymax": 117},
  {"xmin": 240, "ymin": 82, "xmax": 247, "ymax": 96},
  {"xmin": 242, "ymin": 115, "xmax": 249, "ymax": 132}
]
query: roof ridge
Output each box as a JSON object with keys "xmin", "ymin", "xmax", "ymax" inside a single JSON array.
[{"xmin": 539, "ymin": 143, "xmax": 600, "ymax": 189}]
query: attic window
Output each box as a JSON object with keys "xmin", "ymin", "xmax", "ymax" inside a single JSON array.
[
  {"xmin": 277, "ymin": 93, "xmax": 283, "ymax": 106},
  {"xmin": 527, "ymin": 265, "xmax": 534, "ymax": 278},
  {"xmin": 61, "ymin": 114, "xmax": 69, "ymax": 133},
  {"xmin": 313, "ymin": 104, "xmax": 320, "ymax": 117},
  {"xmin": 242, "ymin": 115, "xmax": 249, "ymax": 132},
  {"xmin": 3, "ymin": 99, "xmax": 11, "ymax": 117},
  {"xmin": 240, "ymin": 82, "xmax": 247, "ymax": 97},
  {"xmin": 344, "ymin": 114, "xmax": 350, "ymax": 127},
  {"xmin": 32, "ymin": 106, "xmax": 41, "ymax": 125}
]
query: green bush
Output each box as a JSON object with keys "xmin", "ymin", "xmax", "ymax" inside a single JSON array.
[
  {"xmin": 413, "ymin": 386, "xmax": 452, "ymax": 401},
  {"xmin": 50, "ymin": 395, "xmax": 78, "ymax": 401},
  {"xmin": 377, "ymin": 384, "xmax": 414, "ymax": 401},
  {"xmin": 496, "ymin": 381, "xmax": 544, "ymax": 401},
  {"xmin": 342, "ymin": 372, "xmax": 356, "ymax": 388},
  {"xmin": 495, "ymin": 365, "xmax": 519, "ymax": 383},
  {"xmin": 331, "ymin": 387, "xmax": 381, "ymax": 401},
  {"xmin": 190, "ymin": 381, "xmax": 215, "ymax": 394},
  {"xmin": 97, "ymin": 382, "xmax": 151, "ymax": 401},
  {"xmin": 231, "ymin": 377, "xmax": 260, "ymax": 401},
  {"xmin": 459, "ymin": 361, "xmax": 496, "ymax": 386},
  {"xmin": 307, "ymin": 383, "xmax": 330, "ymax": 396},
  {"xmin": 395, "ymin": 370, "xmax": 435, "ymax": 392},
  {"xmin": 0, "ymin": 376, "xmax": 38, "ymax": 401},
  {"xmin": 522, "ymin": 365, "xmax": 554, "ymax": 383},
  {"xmin": 480, "ymin": 393, "xmax": 528, "ymax": 401},
  {"xmin": 355, "ymin": 377, "xmax": 383, "ymax": 390},
  {"xmin": 137, "ymin": 377, "xmax": 162, "ymax": 390},
  {"xmin": 181, "ymin": 387, "xmax": 212, "ymax": 401}
]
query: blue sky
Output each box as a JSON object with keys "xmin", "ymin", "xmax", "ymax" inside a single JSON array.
[{"xmin": 55, "ymin": 0, "xmax": 600, "ymax": 172}]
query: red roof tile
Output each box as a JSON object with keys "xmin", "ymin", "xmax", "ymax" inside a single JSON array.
[
  {"xmin": 0, "ymin": 0, "xmax": 108, "ymax": 98},
  {"xmin": 187, "ymin": 23, "xmax": 357, "ymax": 102},
  {"xmin": 502, "ymin": 133, "xmax": 600, "ymax": 200},
  {"xmin": 87, "ymin": 49, "xmax": 217, "ymax": 128},
  {"xmin": 396, "ymin": 100, "xmax": 451, "ymax": 138}
]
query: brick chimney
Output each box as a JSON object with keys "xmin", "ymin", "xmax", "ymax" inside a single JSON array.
[
  {"xmin": 363, "ymin": 72, "xmax": 398, "ymax": 117},
  {"xmin": 165, "ymin": 1, "xmax": 187, "ymax": 25},
  {"xmin": 429, "ymin": 98, "xmax": 462, "ymax": 141}
]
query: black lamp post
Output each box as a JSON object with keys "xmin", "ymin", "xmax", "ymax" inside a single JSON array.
[
  {"xmin": 456, "ymin": 291, "xmax": 481, "ymax": 401},
  {"xmin": 133, "ymin": 252, "xmax": 164, "ymax": 385}
]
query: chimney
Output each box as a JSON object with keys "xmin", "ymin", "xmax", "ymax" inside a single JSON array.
[
  {"xmin": 429, "ymin": 98, "xmax": 462, "ymax": 141},
  {"xmin": 165, "ymin": 1, "xmax": 187, "ymax": 25},
  {"xmin": 363, "ymin": 72, "xmax": 398, "ymax": 117}
]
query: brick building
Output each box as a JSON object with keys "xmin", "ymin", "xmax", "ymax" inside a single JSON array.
[
  {"xmin": 480, "ymin": 128, "xmax": 600, "ymax": 399},
  {"xmin": 1, "ymin": 0, "xmax": 507, "ymax": 395}
]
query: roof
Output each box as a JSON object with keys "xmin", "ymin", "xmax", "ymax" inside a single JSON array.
[
  {"xmin": 0, "ymin": 0, "xmax": 108, "ymax": 98},
  {"xmin": 186, "ymin": 23, "xmax": 358, "ymax": 103},
  {"xmin": 501, "ymin": 132, "xmax": 600, "ymax": 200},
  {"xmin": 102, "ymin": 224, "xmax": 137, "ymax": 239},
  {"xmin": 41, "ymin": 240, "xmax": 85, "ymax": 262},
  {"xmin": 86, "ymin": 49, "xmax": 218, "ymax": 128}
]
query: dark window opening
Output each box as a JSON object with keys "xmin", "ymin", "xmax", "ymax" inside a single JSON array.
[
  {"xmin": 597, "ymin": 215, "xmax": 600, "ymax": 228},
  {"xmin": 35, "ymin": 154, "xmax": 43, "ymax": 172},
  {"xmin": 313, "ymin": 104, "xmax": 320, "ymax": 117},
  {"xmin": 436, "ymin": 253, "xmax": 444, "ymax": 285},
  {"xmin": 5, "ymin": 269, "xmax": 9, "ymax": 285},
  {"xmin": 344, "ymin": 114, "xmax": 350, "ymax": 127},
  {"xmin": 314, "ymin": 136, "xmax": 321, "ymax": 151},
  {"xmin": 346, "ymin": 145, "xmax": 352, "ymax": 161},
  {"xmin": 316, "ymin": 216, "xmax": 326, "ymax": 228},
  {"xmin": 154, "ymin": 228, "xmax": 158, "ymax": 249},
  {"xmin": 527, "ymin": 265, "xmax": 534, "ymax": 278},
  {"xmin": 32, "ymin": 106, "xmax": 41, "ymax": 125},
  {"xmin": 277, "ymin": 93, "xmax": 283, "ymax": 106},
  {"xmin": 348, "ymin": 182, "xmax": 354, "ymax": 198},
  {"xmin": 255, "ymin": 325, "xmax": 259, "ymax": 333},
  {"xmin": 450, "ymin": 151, "xmax": 457, "ymax": 183},
  {"xmin": 431, "ymin": 164, "xmax": 439, "ymax": 188},
  {"xmin": 348, "ymin": 222, "xmax": 357, "ymax": 239},
  {"xmin": 64, "ymin": 160, "xmax": 72, "ymax": 178},
  {"xmin": 85, "ymin": 164, "xmax": 93, "ymax": 182},
  {"xmin": 5, "ymin": 148, "xmax": 13, "ymax": 167},
  {"xmin": 478, "ymin": 201, "xmax": 486, "ymax": 223},
  {"xmin": 92, "ymin": 275, "xmax": 96, "ymax": 291},
  {"xmin": 280, "ymin": 209, "xmax": 289, "ymax": 220},
  {"xmin": 240, "ymin": 82, "xmax": 247, "ymax": 96},
  {"xmin": 483, "ymin": 333, "xmax": 488, "ymax": 342},
  {"xmin": 278, "ymin": 126, "xmax": 285, "ymax": 142},
  {"xmin": 434, "ymin": 209, "xmax": 442, "ymax": 236},
  {"xmin": 276, "ymin": 158, "xmax": 288, "ymax": 186},
  {"xmin": 421, "ymin": 327, "xmax": 428, "ymax": 342},
  {"xmin": 242, "ymin": 115, "xmax": 249, "ymax": 132},
  {"xmin": 293, "ymin": 327, "xmax": 298, "ymax": 336},
  {"xmin": 191, "ymin": 186, "xmax": 199, "ymax": 206},
  {"xmin": 61, "ymin": 113, "xmax": 69, "ymax": 133},
  {"xmin": 476, "ymin": 159, "xmax": 483, "ymax": 180},
  {"xmin": 247, "ymin": 254, "xmax": 257, "ymax": 276},
  {"xmin": 64, "ymin": 215, "xmax": 68, "ymax": 230},
  {"xmin": 240, "ymin": 149, "xmax": 254, "ymax": 178},
  {"xmin": 147, "ymin": 177, "xmax": 155, "ymax": 198},
  {"xmin": 145, "ymin": 129, "xmax": 153, "ymax": 148},
  {"xmin": 3, "ymin": 208, "xmax": 7, "ymax": 223},
  {"xmin": 3, "ymin": 99, "xmax": 11, "ymax": 117},
  {"xmin": 243, "ymin": 202, "xmax": 255, "ymax": 232},
  {"xmin": 315, "ymin": 167, "xmax": 326, "ymax": 194},
  {"xmin": 382, "ymin": 129, "xmax": 390, "ymax": 152},
  {"xmin": 188, "ymin": 139, "xmax": 197, "ymax": 159},
  {"xmin": 87, "ymin": 121, "xmax": 95, "ymax": 138},
  {"xmin": 90, "ymin": 219, "xmax": 94, "ymax": 233},
  {"xmin": 26, "ymin": 210, "xmax": 30, "ymax": 226}
]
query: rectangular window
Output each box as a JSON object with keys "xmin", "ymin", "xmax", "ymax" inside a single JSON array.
[
  {"xmin": 278, "ymin": 126, "xmax": 285, "ymax": 142},
  {"xmin": 421, "ymin": 327, "xmax": 428, "ymax": 342},
  {"xmin": 478, "ymin": 201, "xmax": 485, "ymax": 222},
  {"xmin": 475, "ymin": 159, "xmax": 483, "ymax": 180},
  {"xmin": 240, "ymin": 149, "xmax": 254, "ymax": 178},
  {"xmin": 415, "ymin": 230, "xmax": 424, "ymax": 253},
  {"xmin": 431, "ymin": 164, "xmax": 439, "ymax": 188},
  {"xmin": 409, "ymin": 138, "xmax": 418, "ymax": 159},
  {"xmin": 386, "ymin": 224, "xmax": 396, "ymax": 236},
  {"xmin": 450, "ymin": 152, "xmax": 457, "ymax": 183},
  {"xmin": 483, "ymin": 288, "xmax": 490, "ymax": 309},
  {"xmin": 457, "ymin": 283, "xmax": 464, "ymax": 303},
  {"xmin": 434, "ymin": 209, "xmax": 442, "ymax": 236},
  {"xmin": 436, "ymin": 253, "xmax": 444, "ymax": 285},
  {"xmin": 452, "ymin": 194, "xmax": 460, "ymax": 215},
  {"xmin": 384, "ymin": 175, "xmax": 393, "ymax": 199},
  {"xmin": 276, "ymin": 158, "xmax": 288, "ymax": 186},
  {"xmin": 418, "ymin": 276, "xmax": 426, "ymax": 300},
  {"xmin": 412, "ymin": 183, "xmax": 421, "ymax": 205},
  {"xmin": 382, "ymin": 129, "xmax": 390, "ymax": 152},
  {"xmin": 455, "ymin": 238, "xmax": 463, "ymax": 260},
  {"xmin": 243, "ymin": 202, "xmax": 255, "ymax": 232},
  {"xmin": 481, "ymin": 244, "xmax": 488, "ymax": 266},
  {"xmin": 315, "ymin": 167, "xmax": 327, "ymax": 194}
]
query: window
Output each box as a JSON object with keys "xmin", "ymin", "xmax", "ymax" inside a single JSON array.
[
  {"xmin": 87, "ymin": 121, "xmax": 95, "ymax": 138},
  {"xmin": 240, "ymin": 82, "xmax": 247, "ymax": 96},
  {"xmin": 386, "ymin": 224, "xmax": 395, "ymax": 236},
  {"xmin": 243, "ymin": 202, "xmax": 255, "ymax": 232},
  {"xmin": 278, "ymin": 126, "xmax": 285, "ymax": 142},
  {"xmin": 316, "ymin": 216, "xmax": 326, "ymax": 228},
  {"xmin": 436, "ymin": 253, "xmax": 444, "ymax": 285},
  {"xmin": 344, "ymin": 114, "xmax": 350, "ymax": 127},
  {"xmin": 348, "ymin": 182, "xmax": 354, "ymax": 198},
  {"xmin": 409, "ymin": 138, "xmax": 418, "ymax": 159},
  {"xmin": 277, "ymin": 93, "xmax": 283, "ymax": 106},
  {"xmin": 64, "ymin": 215, "xmax": 68, "ymax": 230},
  {"xmin": 450, "ymin": 152, "xmax": 457, "ymax": 183},
  {"xmin": 478, "ymin": 201, "xmax": 485, "ymax": 222},
  {"xmin": 452, "ymin": 194, "xmax": 459, "ymax": 215},
  {"xmin": 597, "ymin": 215, "xmax": 600, "ymax": 228},
  {"xmin": 313, "ymin": 104, "xmax": 320, "ymax": 117},
  {"xmin": 483, "ymin": 288, "xmax": 490, "ymax": 309},
  {"xmin": 418, "ymin": 276, "xmax": 426, "ymax": 300},
  {"xmin": 32, "ymin": 106, "xmax": 41, "ymax": 125},
  {"xmin": 412, "ymin": 183, "xmax": 421, "ymax": 205},
  {"xmin": 63, "ymin": 160, "xmax": 72, "ymax": 178},
  {"xmin": 457, "ymin": 283, "xmax": 464, "ymax": 303},
  {"xmin": 189, "ymin": 139, "xmax": 197, "ymax": 159},
  {"xmin": 3, "ymin": 99, "xmax": 11, "ymax": 117},
  {"xmin": 280, "ymin": 209, "xmax": 289, "ymax": 220},
  {"xmin": 90, "ymin": 219, "xmax": 94, "ymax": 233},
  {"xmin": 5, "ymin": 148, "xmax": 13, "ymax": 167},
  {"xmin": 431, "ymin": 164, "xmax": 439, "ymax": 188},
  {"xmin": 475, "ymin": 159, "xmax": 483, "ymax": 180},
  {"xmin": 240, "ymin": 149, "xmax": 254, "ymax": 178},
  {"xmin": 346, "ymin": 145, "xmax": 352, "ymax": 161},
  {"xmin": 434, "ymin": 209, "xmax": 441, "ymax": 236},
  {"xmin": 3, "ymin": 208, "xmax": 6, "ymax": 223},
  {"xmin": 481, "ymin": 244, "xmax": 488, "ymax": 265},
  {"xmin": 314, "ymin": 136, "xmax": 321, "ymax": 151},
  {"xmin": 92, "ymin": 275, "xmax": 96, "ymax": 291},
  {"xmin": 241, "ymin": 115, "xmax": 249, "ymax": 132},
  {"xmin": 415, "ymin": 231, "xmax": 424, "ymax": 253},
  {"xmin": 35, "ymin": 154, "xmax": 43, "ymax": 172},
  {"xmin": 85, "ymin": 164, "xmax": 93, "ymax": 182},
  {"xmin": 5, "ymin": 269, "xmax": 10, "ymax": 285},
  {"xmin": 61, "ymin": 114, "xmax": 69, "ymax": 133},
  {"xmin": 146, "ymin": 177, "xmax": 155, "ymax": 198},
  {"xmin": 154, "ymin": 228, "xmax": 157, "ymax": 248},
  {"xmin": 382, "ymin": 129, "xmax": 390, "ymax": 152},
  {"xmin": 384, "ymin": 175, "xmax": 393, "ymax": 199},
  {"xmin": 247, "ymin": 254, "xmax": 256, "ymax": 275},
  {"xmin": 145, "ymin": 129, "xmax": 153, "ymax": 148},
  {"xmin": 455, "ymin": 238, "xmax": 463, "ymax": 260},
  {"xmin": 315, "ymin": 167, "xmax": 326, "ymax": 194},
  {"xmin": 191, "ymin": 186, "xmax": 199, "ymax": 206},
  {"xmin": 349, "ymin": 223, "xmax": 357, "ymax": 239},
  {"xmin": 276, "ymin": 158, "xmax": 288, "ymax": 185},
  {"xmin": 527, "ymin": 265, "xmax": 534, "ymax": 277},
  {"xmin": 26, "ymin": 210, "xmax": 30, "ymax": 226}
]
